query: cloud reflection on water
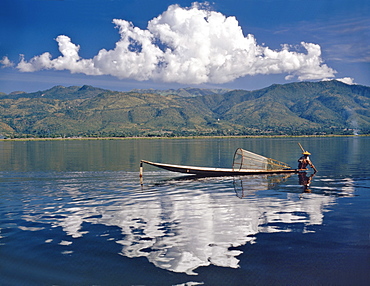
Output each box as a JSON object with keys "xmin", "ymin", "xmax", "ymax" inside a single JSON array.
[{"xmin": 19, "ymin": 172, "xmax": 355, "ymax": 275}]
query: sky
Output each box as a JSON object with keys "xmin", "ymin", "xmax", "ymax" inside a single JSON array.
[{"xmin": 1, "ymin": 0, "xmax": 369, "ymax": 94}]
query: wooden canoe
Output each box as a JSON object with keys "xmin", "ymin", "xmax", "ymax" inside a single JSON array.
[{"xmin": 140, "ymin": 160, "xmax": 305, "ymax": 177}]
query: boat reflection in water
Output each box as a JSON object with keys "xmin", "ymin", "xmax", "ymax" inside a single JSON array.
[{"xmin": 23, "ymin": 171, "xmax": 355, "ymax": 275}]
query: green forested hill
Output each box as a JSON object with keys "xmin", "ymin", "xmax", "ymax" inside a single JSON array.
[
  {"xmin": 1, "ymin": 81, "xmax": 369, "ymax": 138},
  {"xmin": 0, "ymin": 85, "xmax": 108, "ymax": 100},
  {"xmin": 195, "ymin": 81, "xmax": 370, "ymax": 134}
]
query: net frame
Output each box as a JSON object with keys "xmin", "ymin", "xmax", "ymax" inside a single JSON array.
[{"xmin": 232, "ymin": 148, "xmax": 291, "ymax": 171}]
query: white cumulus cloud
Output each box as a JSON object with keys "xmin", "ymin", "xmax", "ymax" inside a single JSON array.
[
  {"xmin": 336, "ymin": 77, "xmax": 356, "ymax": 85},
  {"xmin": 14, "ymin": 3, "xmax": 337, "ymax": 84},
  {"xmin": 1, "ymin": 56, "xmax": 14, "ymax": 68},
  {"xmin": 322, "ymin": 77, "xmax": 356, "ymax": 85}
]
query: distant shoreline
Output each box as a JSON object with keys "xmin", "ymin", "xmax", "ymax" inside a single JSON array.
[{"xmin": 1, "ymin": 134, "xmax": 367, "ymax": 142}]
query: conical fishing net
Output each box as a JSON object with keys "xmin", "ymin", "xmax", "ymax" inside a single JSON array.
[{"xmin": 232, "ymin": 148, "xmax": 291, "ymax": 171}]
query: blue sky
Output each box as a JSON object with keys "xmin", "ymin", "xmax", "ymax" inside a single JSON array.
[{"xmin": 1, "ymin": 0, "xmax": 369, "ymax": 93}]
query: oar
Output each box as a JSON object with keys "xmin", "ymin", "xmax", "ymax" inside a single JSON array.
[{"xmin": 298, "ymin": 142, "xmax": 305, "ymax": 153}]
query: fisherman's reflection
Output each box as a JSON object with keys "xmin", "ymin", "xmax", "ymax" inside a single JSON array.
[{"xmin": 298, "ymin": 172, "xmax": 315, "ymax": 192}]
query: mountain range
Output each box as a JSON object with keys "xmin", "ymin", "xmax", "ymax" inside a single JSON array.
[{"xmin": 1, "ymin": 80, "xmax": 369, "ymax": 138}]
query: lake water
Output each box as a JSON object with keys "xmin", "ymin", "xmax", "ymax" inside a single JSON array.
[{"xmin": 0, "ymin": 137, "xmax": 369, "ymax": 285}]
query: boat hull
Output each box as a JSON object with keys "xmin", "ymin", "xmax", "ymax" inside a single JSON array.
[{"xmin": 140, "ymin": 160, "xmax": 305, "ymax": 177}]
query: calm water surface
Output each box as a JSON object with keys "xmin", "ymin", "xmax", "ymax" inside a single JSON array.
[{"xmin": 0, "ymin": 137, "xmax": 369, "ymax": 285}]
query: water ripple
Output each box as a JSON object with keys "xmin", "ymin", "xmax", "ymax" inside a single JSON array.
[{"xmin": 0, "ymin": 168, "xmax": 367, "ymax": 277}]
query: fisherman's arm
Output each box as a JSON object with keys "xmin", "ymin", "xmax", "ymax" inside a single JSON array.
[{"xmin": 310, "ymin": 162, "xmax": 318, "ymax": 173}]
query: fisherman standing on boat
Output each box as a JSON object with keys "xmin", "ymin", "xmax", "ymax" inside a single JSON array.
[{"xmin": 298, "ymin": 151, "xmax": 317, "ymax": 173}]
